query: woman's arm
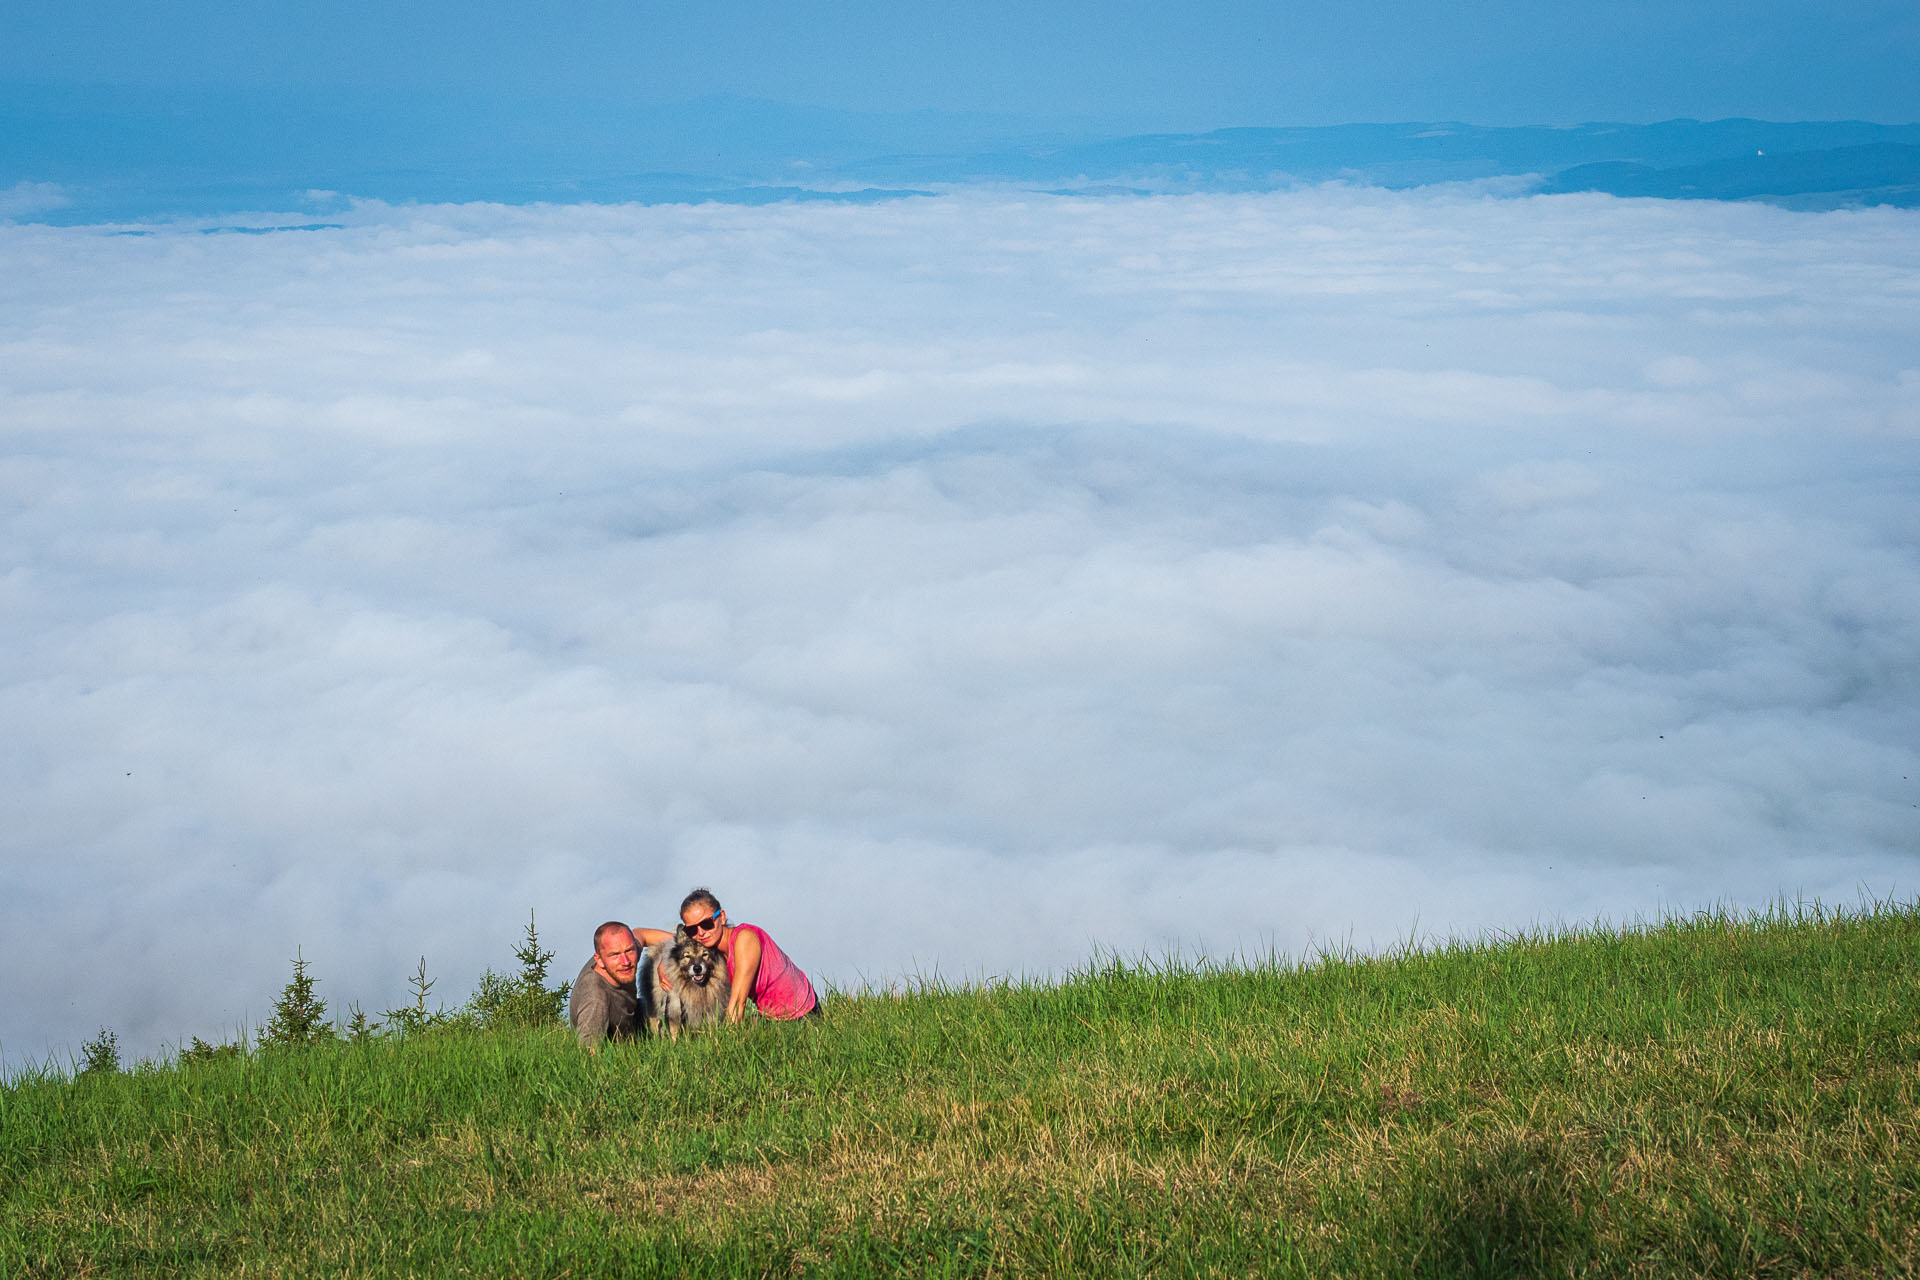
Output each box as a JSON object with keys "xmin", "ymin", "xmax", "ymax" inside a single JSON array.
[{"xmin": 725, "ymin": 928, "xmax": 760, "ymax": 1024}]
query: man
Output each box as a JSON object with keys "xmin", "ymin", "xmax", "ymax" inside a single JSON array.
[
  {"xmin": 568, "ymin": 920, "xmax": 670, "ymax": 1049},
  {"xmin": 676, "ymin": 888, "xmax": 819, "ymax": 1022}
]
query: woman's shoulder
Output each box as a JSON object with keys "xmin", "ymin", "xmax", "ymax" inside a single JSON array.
[{"xmin": 720, "ymin": 921, "xmax": 764, "ymax": 952}]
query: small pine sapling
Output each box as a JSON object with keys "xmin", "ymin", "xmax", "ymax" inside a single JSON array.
[
  {"xmin": 382, "ymin": 956, "xmax": 450, "ymax": 1035},
  {"xmin": 344, "ymin": 1002, "xmax": 382, "ymax": 1044},
  {"xmin": 260, "ymin": 949, "xmax": 338, "ymax": 1049},
  {"xmin": 466, "ymin": 910, "xmax": 570, "ymax": 1029}
]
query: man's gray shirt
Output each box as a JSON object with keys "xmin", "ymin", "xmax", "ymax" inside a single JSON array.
[{"xmin": 568, "ymin": 957, "xmax": 642, "ymax": 1047}]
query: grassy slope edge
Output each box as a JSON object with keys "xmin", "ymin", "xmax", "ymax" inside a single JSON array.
[{"xmin": 3, "ymin": 902, "xmax": 1917, "ymax": 1278}]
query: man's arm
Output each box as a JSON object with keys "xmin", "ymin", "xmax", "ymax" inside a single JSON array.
[
  {"xmin": 570, "ymin": 975, "xmax": 610, "ymax": 1051},
  {"xmin": 725, "ymin": 928, "xmax": 760, "ymax": 1024},
  {"xmin": 634, "ymin": 927, "xmax": 673, "ymax": 988}
]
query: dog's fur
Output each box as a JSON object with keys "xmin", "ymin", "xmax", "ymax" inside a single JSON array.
[{"xmin": 642, "ymin": 924, "xmax": 732, "ymax": 1037}]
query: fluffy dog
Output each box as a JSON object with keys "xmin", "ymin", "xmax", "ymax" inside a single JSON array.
[{"xmin": 643, "ymin": 924, "xmax": 732, "ymax": 1037}]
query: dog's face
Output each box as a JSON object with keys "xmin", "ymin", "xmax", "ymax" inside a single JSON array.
[{"xmin": 669, "ymin": 926, "xmax": 723, "ymax": 987}]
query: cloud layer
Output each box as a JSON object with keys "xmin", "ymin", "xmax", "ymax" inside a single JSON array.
[{"xmin": 3, "ymin": 188, "xmax": 1917, "ymax": 1067}]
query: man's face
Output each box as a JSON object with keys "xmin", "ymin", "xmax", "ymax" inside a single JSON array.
[
  {"xmin": 681, "ymin": 902, "xmax": 725, "ymax": 946},
  {"xmin": 593, "ymin": 927, "xmax": 640, "ymax": 986}
]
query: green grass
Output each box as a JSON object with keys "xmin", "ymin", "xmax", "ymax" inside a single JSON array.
[{"xmin": 5, "ymin": 901, "xmax": 1918, "ymax": 1277}]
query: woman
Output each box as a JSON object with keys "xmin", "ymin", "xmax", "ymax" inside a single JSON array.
[{"xmin": 676, "ymin": 886, "xmax": 820, "ymax": 1021}]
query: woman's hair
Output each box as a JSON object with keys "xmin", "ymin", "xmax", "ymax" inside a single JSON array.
[{"xmin": 679, "ymin": 887, "xmax": 722, "ymax": 918}]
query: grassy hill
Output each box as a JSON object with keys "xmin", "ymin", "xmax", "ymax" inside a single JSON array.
[{"xmin": 4, "ymin": 901, "xmax": 1917, "ymax": 1277}]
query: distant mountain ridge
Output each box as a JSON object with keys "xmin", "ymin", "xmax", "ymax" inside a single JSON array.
[
  {"xmin": 851, "ymin": 119, "xmax": 1920, "ymax": 188},
  {"xmin": 844, "ymin": 120, "xmax": 1920, "ymax": 208},
  {"xmin": 4, "ymin": 88, "xmax": 1916, "ymax": 221},
  {"xmin": 1539, "ymin": 142, "xmax": 1920, "ymax": 208}
]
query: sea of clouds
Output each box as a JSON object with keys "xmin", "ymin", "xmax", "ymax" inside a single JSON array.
[{"xmin": 3, "ymin": 186, "xmax": 1916, "ymax": 1068}]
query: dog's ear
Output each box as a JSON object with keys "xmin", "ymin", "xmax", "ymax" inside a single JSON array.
[{"xmin": 674, "ymin": 923, "xmax": 693, "ymax": 944}]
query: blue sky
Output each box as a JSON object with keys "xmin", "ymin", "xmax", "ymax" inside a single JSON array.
[{"xmin": 6, "ymin": 0, "xmax": 1918, "ymax": 128}]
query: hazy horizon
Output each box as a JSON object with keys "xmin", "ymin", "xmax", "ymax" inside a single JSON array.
[{"xmin": 7, "ymin": 0, "xmax": 1918, "ymax": 221}]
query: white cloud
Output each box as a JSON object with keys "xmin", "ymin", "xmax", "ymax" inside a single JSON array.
[
  {"xmin": 0, "ymin": 181, "xmax": 69, "ymax": 219},
  {"xmin": 2, "ymin": 188, "xmax": 1917, "ymax": 1068}
]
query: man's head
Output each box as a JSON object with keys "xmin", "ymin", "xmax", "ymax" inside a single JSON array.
[
  {"xmin": 591, "ymin": 921, "xmax": 640, "ymax": 987},
  {"xmin": 679, "ymin": 888, "xmax": 725, "ymax": 945}
]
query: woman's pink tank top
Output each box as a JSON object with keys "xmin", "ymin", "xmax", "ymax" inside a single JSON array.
[{"xmin": 722, "ymin": 923, "xmax": 818, "ymax": 1019}]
